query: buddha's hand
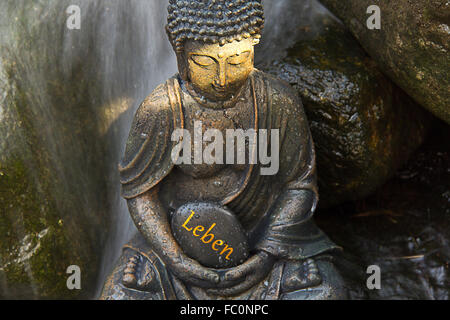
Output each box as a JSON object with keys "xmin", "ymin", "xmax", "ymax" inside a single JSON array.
[
  {"xmin": 207, "ymin": 251, "xmax": 276, "ymax": 297},
  {"xmin": 168, "ymin": 251, "xmax": 220, "ymax": 289}
]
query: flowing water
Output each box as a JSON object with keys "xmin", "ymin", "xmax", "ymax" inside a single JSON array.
[
  {"xmin": 65, "ymin": 0, "xmax": 179, "ymax": 296},
  {"xmin": 0, "ymin": 0, "xmax": 177, "ymax": 297}
]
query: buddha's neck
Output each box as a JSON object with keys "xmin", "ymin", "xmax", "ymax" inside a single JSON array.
[{"xmin": 181, "ymin": 76, "xmax": 251, "ymax": 110}]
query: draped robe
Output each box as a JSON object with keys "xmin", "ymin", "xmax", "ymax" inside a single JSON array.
[{"xmin": 102, "ymin": 70, "xmax": 340, "ymax": 300}]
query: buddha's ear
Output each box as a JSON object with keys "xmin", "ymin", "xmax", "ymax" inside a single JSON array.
[
  {"xmin": 252, "ymin": 35, "xmax": 261, "ymax": 46},
  {"xmin": 176, "ymin": 51, "xmax": 189, "ymax": 81}
]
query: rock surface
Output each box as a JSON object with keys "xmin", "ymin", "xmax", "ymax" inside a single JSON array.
[
  {"xmin": 172, "ymin": 203, "xmax": 249, "ymax": 269},
  {"xmin": 0, "ymin": 1, "xmax": 110, "ymax": 299},
  {"xmin": 0, "ymin": 0, "xmax": 168, "ymax": 299},
  {"xmin": 260, "ymin": 14, "xmax": 430, "ymax": 208},
  {"xmin": 319, "ymin": 0, "xmax": 450, "ymax": 124},
  {"xmin": 317, "ymin": 121, "xmax": 450, "ymax": 299}
]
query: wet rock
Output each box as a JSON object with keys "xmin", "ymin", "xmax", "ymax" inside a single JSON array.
[
  {"xmin": 317, "ymin": 121, "xmax": 450, "ymax": 299},
  {"xmin": 260, "ymin": 15, "xmax": 430, "ymax": 208},
  {"xmin": 0, "ymin": 0, "xmax": 180, "ymax": 299},
  {"xmin": 319, "ymin": 0, "xmax": 450, "ymax": 124},
  {"xmin": 172, "ymin": 203, "xmax": 249, "ymax": 269},
  {"xmin": 0, "ymin": 1, "xmax": 135, "ymax": 299}
]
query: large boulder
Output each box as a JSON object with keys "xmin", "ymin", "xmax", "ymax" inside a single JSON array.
[
  {"xmin": 0, "ymin": 1, "xmax": 111, "ymax": 299},
  {"xmin": 319, "ymin": 0, "xmax": 449, "ymax": 124},
  {"xmin": 260, "ymin": 12, "xmax": 430, "ymax": 207},
  {"xmin": 0, "ymin": 0, "xmax": 173, "ymax": 299}
]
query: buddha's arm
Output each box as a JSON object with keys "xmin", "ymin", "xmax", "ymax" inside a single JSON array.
[
  {"xmin": 254, "ymin": 79, "xmax": 333, "ymax": 260},
  {"xmin": 253, "ymin": 129, "xmax": 330, "ymax": 261},
  {"xmin": 127, "ymin": 187, "xmax": 182, "ymax": 264},
  {"xmin": 208, "ymin": 188, "xmax": 316, "ymax": 295},
  {"xmin": 254, "ymin": 187, "xmax": 319, "ymax": 259},
  {"xmin": 127, "ymin": 186, "xmax": 220, "ymax": 287}
]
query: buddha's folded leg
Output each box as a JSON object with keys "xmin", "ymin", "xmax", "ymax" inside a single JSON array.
[
  {"xmin": 100, "ymin": 235, "xmax": 177, "ymax": 300},
  {"xmin": 100, "ymin": 234, "xmax": 348, "ymax": 300},
  {"xmin": 280, "ymin": 256, "xmax": 349, "ymax": 300}
]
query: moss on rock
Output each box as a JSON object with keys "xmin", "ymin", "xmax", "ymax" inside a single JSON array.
[
  {"xmin": 0, "ymin": 1, "xmax": 114, "ymax": 299},
  {"xmin": 319, "ymin": 0, "xmax": 449, "ymax": 124},
  {"xmin": 261, "ymin": 17, "xmax": 430, "ymax": 207}
]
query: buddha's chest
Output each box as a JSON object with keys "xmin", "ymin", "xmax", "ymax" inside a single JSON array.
[
  {"xmin": 160, "ymin": 99, "xmax": 256, "ymax": 208},
  {"xmin": 176, "ymin": 100, "xmax": 255, "ymax": 178}
]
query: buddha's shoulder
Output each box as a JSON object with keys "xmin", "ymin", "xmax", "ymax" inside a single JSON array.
[
  {"xmin": 140, "ymin": 81, "xmax": 172, "ymax": 112},
  {"xmin": 253, "ymin": 69, "xmax": 302, "ymax": 110},
  {"xmin": 253, "ymin": 69, "xmax": 300, "ymax": 104},
  {"xmin": 132, "ymin": 79, "xmax": 177, "ymax": 127}
]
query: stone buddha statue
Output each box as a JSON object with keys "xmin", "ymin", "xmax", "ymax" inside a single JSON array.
[{"xmin": 101, "ymin": 0, "xmax": 347, "ymax": 300}]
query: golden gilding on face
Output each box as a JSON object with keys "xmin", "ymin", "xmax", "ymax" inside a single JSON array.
[{"xmin": 183, "ymin": 37, "xmax": 258, "ymax": 102}]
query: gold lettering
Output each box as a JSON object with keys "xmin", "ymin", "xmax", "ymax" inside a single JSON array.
[
  {"xmin": 212, "ymin": 240, "xmax": 224, "ymax": 251},
  {"xmin": 220, "ymin": 245, "xmax": 234, "ymax": 260},
  {"xmin": 193, "ymin": 225, "xmax": 205, "ymax": 237},
  {"xmin": 200, "ymin": 223, "xmax": 216, "ymax": 244},
  {"xmin": 181, "ymin": 210, "xmax": 235, "ymax": 261},
  {"xmin": 182, "ymin": 210, "xmax": 195, "ymax": 232}
]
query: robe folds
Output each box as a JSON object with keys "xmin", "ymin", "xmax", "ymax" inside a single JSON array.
[
  {"xmin": 119, "ymin": 69, "xmax": 338, "ymax": 260},
  {"xmin": 105, "ymin": 70, "xmax": 341, "ymax": 300}
]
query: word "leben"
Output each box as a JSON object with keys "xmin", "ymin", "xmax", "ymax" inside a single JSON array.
[{"xmin": 181, "ymin": 211, "xmax": 234, "ymax": 260}]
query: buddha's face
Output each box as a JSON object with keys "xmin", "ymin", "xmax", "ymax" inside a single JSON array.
[{"xmin": 184, "ymin": 38, "xmax": 256, "ymax": 101}]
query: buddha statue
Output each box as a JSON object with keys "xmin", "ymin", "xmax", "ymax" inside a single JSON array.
[{"xmin": 101, "ymin": 0, "xmax": 347, "ymax": 300}]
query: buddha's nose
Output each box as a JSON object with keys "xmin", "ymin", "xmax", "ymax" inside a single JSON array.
[{"xmin": 214, "ymin": 65, "xmax": 226, "ymax": 89}]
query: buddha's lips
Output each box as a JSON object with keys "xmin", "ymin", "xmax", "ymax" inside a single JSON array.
[{"xmin": 212, "ymin": 84, "xmax": 227, "ymax": 93}]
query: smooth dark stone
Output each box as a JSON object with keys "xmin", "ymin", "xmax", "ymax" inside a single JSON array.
[{"xmin": 171, "ymin": 203, "xmax": 249, "ymax": 269}]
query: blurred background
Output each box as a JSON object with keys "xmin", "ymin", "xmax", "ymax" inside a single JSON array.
[{"xmin": 0, "ymin": 0, "xmax": 448, "ymax": 299}]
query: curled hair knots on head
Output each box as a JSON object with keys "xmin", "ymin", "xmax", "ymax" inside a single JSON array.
[{"xmin": 166, "ymin": 0, "xmax": 265, "ymax": 52}]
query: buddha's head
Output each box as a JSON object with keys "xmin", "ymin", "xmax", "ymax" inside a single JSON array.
[{"xmin": 166, "ymin": 0, "xmax": 265, "ymax": 101}]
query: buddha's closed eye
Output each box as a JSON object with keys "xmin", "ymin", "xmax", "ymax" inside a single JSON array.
[
  {"xmin": 227, "ymin": 51, "xmax": 251, "ymax": 65},
  {"xmin": 191, "ymin": 55, "xmax": 215, "ymax": 67}
]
